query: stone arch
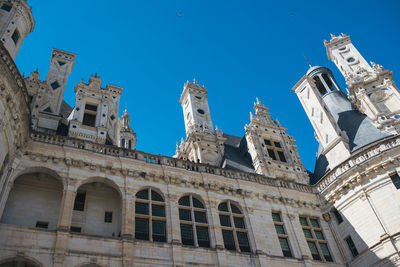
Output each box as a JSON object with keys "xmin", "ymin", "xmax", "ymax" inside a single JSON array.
[
  {"xmin": 71, "ymin": 177, "xmax": 123, "ymax": 237},
  {"xmin": 218, "ymin": 199, "xmax": 245, "ymax": 214},
  {"xmin": 1, "ymin": 167, "xmax": 64, "ymax": 230},
  {"xmin": 10, "ymin": 166, "xmax": 65, "ymax": 189},
  {"xmin": 0, "ymin": 255, "xmax": 44, "ymax": 267},
  {"xmin": 75, "ymin": 176, "xmax": 123, "ymax": 198}
]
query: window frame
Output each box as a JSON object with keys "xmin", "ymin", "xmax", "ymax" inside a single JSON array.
[
  {"xmin": 345, "ymin": 235, "xmax": 359, "ymax": 258},
  {"xmin": 82, "ymin": 103, "xmax": 98, "ymax": 127},
  {"xmin": 135, "ymin": 188, "xmax": 167, "ymax": 242},
  {"xmin": 11, "ymin": 29, "xmax": 19, "ymax": 45},
  {"xmin": 299, "ymin": 216, "xmax": 333, "ymax": 262},
  {"xmin": 264, "ymin": 139, "xmax": 287, "ymax": 163},
  {"xmin": 218, "ymin": 201, "xmax": 251, "ymax": 253},
  {"xmin": 272, "ymin": 212, "xmax": 293, "ymax": 257},
  {"xmin": 390, "ymin": 172, "xmax": 400, "ymax": 189},
  {"xmin": 178, "ymin": 194, "xmax": 210, "ymax": 248}
]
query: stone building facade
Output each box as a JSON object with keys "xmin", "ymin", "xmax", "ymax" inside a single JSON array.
[{"xmin": 1, "ymin": 1, "xmax": 400, "ymax": 267}]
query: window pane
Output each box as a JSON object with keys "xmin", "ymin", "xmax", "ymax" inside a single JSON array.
[
  {"xmin": 237, "ymin": 231, "xmax": 251, "ymax": 252},
  {"xmin": 315, "ymin": 231, "xmax": 325, "ymax": 240},
  {"xmin": 390, "ymin": 173, "xmax": 400, "ymax": 189},
  {"xmin": 192, "ymin": 197, "xmax": 204, "ymax": 208},
  {"xmin": 196, "ymin": 226, "xmax": 210, "ymax": 247},
  {"xmin": 279, "ymin": 237, "xmax": 292, "ymax": 257},
  {"xmin": 345, "ymin": 236, "xmax": 359, "ymax": 257},
  {"xmin": 179, "ymin": 209, "xmax": 191, "ymax": 221},
  {"xmin": 179, "ymin": 196, "xmax": 190, "ymax": 206},
  {"xmin": 135, "ymin": 218, "xmax": 149, "ymax": 240},
  {"xmin": 219, "ymin": 214, "xmax": 231, "ymax": 227},
  {"xmin": 135, "ymin": 202, "xmax": 149, "ymax": 215},
  {"xmin": 274, "ymin": 141, "xmax": 282, "ymax": 148},
  {"xmin": 11, "ymin": 29, "xmax": 19, "ymax": 45},
  {"xmin": 278, "ymin": 151, "xmax": 287, "ymax": 162},
  {"xmin": 180, "ymin": 224, "xmax": 194, "ymax": 245},
  {"xmin": 73, "ymin": 192, "xmax": 86, "ymax": 211},
  {"xmin": 264, "ymin": 139, "xmax": 272, "ymax": 146},
  {"xmin": 218, "ymin": 202, "xmax": 228, "ymax": 212},
  {"xmin": 275, "ymin": 224, "xmax": 285, "ymax": 235},
  {"xmin": 1, "ymin": 4, "xmax": 12, "ymax": 12},
  {"xmin": 222, "ymin": 230, "xmax": 236, "ymax": 251},
  {"xmin": 151, "ymin": 190, "xmax": 163, "ymax": 201},
  {"xmin": 310, "ymin": 218, "xmax": 320, "ymax": 228},
  {"xmin": 234, "ymin": 217, "xmax": 245, "ymax": 229},
  {"xmin": 267, "ymin": 149, "xmax": 277, "ymax": 160},
  {"xmin": 307, "ymin": 241, "xmax": 321, "ymax": 260},
  {"xmin": 82, "ymin": 113, "xmax": 96, "ymax": 127},
  {"xmin": 152, "ymin": 204, "xmax": 165, "ymax": 217},
  {"xmin": 319, "ymin": 243, "xmax": 333, "ymax": 262},
  {"xmin": 194, "ymin": 211, "xmax": 207, "ymax": 223},
  {"xmin": 303, "ymin": 229, "xmax": 313, "ymax": 239},
  {"xmin": 230, "ymin": 204, "xmax": 242, "ymax": 214},
  {"xmin": 136, "ymin": 190, "xmax": 148, "ymax": 200},
  {"xmin": 272, "ymin": 213, "xmax": 282, "ymax": 222},
  {"xmin": 299, "ymin": 217, "xmax": 308, "ymax": 226},
  {"xmin": 85, "ymin": 104, "xmax": 97, "ymax": 111},
  {"xmin": 104, "ymin": 211, "xmax": 112, "ymax": 223},
  {"xmin": 152, "ymin": 220, "xmax": 166, "ymax": 242}
]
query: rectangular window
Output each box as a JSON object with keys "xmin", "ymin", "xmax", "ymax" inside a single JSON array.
[
  {"xmin": 237, "ymin": 231, "xmax": 251, "ymax": 252},
  {"xmin": 264, "ymin": 139, "xmax": 287, "ymax": 163},
  {"xmin": 152, "ymin": 220, "xmax": 166, "ymax": 242},
  {"xmin": 152, "ymin": 204, "xmax": 165, "ymax": 217},
  {"xmin": 82, "ymin": 103, "xmax": 98, "ymax": 127},
  {"xmin": 35, "ymin": 221, "xmax": 49, "ymax": 229},
  {"xmin": 196, "ymin": 226, "xmax": 210, "ymax": 248},
  {"xmin": 73, "ymin": 191, "xmax": 86, "ymax": 211},
  {"xmin": 222, "ymin": 230, "xmax": 236, "ymax": 251},
  {"xmin": 345, "ymin": 236, "xmax": 359, "ymax": 258},
  {"xmin": 135, "ymin": 218, "xmax": 149, "ymax": 240},
  {"xmin": 70, "ymin": 226, "xmax": 82, "ymax": 233},
  {"xmin": 181, "ymin": 224, "xmax": 194, "ymax": 245},
  {"xmin": 300, "ymin": 216, "xmax": 333, "ymax": 262},
  {"xmin": 104, "ymin": 211, "xmax": 113, "ymax": 223},
  {"xmin": 11, "ymin": 29, "xmax": 19, "ymax": 45},
  {"xmin": 272, "ymin": 212, "xmax": 292, "ymax": 257},
  {"xmin": 390, "ymin": 173, "xmax": 400, "ymax": 189}
]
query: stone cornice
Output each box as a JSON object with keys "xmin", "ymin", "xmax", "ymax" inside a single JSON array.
[
  {"xmin": 316, "ymin": 135, "xmax": 400, "ymax": 201},
  {"xmin": 29, "ymin": 131, "xmax": 315, "ymax": 196}
]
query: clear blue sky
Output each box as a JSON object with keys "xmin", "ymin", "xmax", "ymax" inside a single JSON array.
[{"xmin": 17, "ymin": 0, "xmax": 400, "ymax": 172}]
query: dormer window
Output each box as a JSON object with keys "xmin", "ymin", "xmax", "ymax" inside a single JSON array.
[
  {"xmin": 264, "ymin": 139, "xmax": 287, "ymax": 162},
  {"xmin": 82, "ymin": 103, "xmax": 97, "ymax": 127},
  {"xmin": 1, "ymin": 3, "xmax": 12, "ymax": 12}
]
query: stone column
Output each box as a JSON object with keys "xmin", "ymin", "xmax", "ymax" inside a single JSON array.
[
  {"xmin": 121, "ymin": 191, "xmax": 134, "ymax": 239},
  {"xmin": 57, "ymin": 187, "xmax": 76, "ymax": 231},
  {"xmin": 208, "ymin": 199, "xmax": 227, "ymax": 267}
]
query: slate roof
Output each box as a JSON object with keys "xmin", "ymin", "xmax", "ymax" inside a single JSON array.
[{"xmin": 221, "ymin": 133, "xmax": 255, "ymax": 173}]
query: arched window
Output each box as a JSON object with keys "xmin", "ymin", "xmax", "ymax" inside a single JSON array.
[
  {"xmin": 135, "ymin": 188, "xmax": 166, "ymax": 242},
  {"xmin": 178, "ymin": 195, "xmax": 210, "ymax": 247},
  {"xmin": 218, "ymin": 201, "xmax": 251, "ymax": 252}
]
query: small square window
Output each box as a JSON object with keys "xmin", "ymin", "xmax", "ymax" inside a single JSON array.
[
  {"xmin": 1, "ymin": 3, "xmax": 12, "ymax": 12},
  {"xmin": 11, "ymin": 29, "xmax": 19, "ymax": 45},
  {"xmin": 70, "ymin": 226, "xmax": 82, "ymax": 233},
  {"xmin": 36, "ymin": 221, "xmax": 49, "ymax": 229},
  {"xmin": 104, "ymin": 211, "xmax": 113, "ymax": 223},
  {"xmin": 51, "ymin": 81, "xmax": 60, "ymax": 90}
]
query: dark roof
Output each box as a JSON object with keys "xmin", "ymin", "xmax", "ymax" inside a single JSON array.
[
  {"xmin": 60, "ymin": 100, "xmax": 73, "ymax": 119},
  {"xmin": 311, "ymin": 91, "xmax": 390, "ymax": 184},
  {"xmin": 221, "ymin": 133, "xmax": 255, "ymax": 173}
]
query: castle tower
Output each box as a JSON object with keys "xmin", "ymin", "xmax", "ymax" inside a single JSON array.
[
  {"xmin": 244, "ymin": 98, "xmax": 309, "ymax": 184},
  {"xmin": 293, "ymin": 65, "xmax": 388, "ymax": 177},
  {"xmin": 0, "ymin": 0, "xmax": 34, "ymax": 60},
  {"xmin": 67, "ymin": 74, "xmax": 123, "ymax": 145},
  {"xmin": 29, "ymin": 48, "xmax": 76, "ymax": 133},
  {"xmin": 175, "ymin": 79, "xmax": 226, "ymax": 165},
  {"xmin": 292, "ymin": 66, "xmax": 351, "ymax": 169},
  {"xmin": 118, "ymin": 109, "xmax": 136, "ymax": 150},
  {"xmin": 325, "ymin": 33, "xmax": 400, "ymax": 134}
]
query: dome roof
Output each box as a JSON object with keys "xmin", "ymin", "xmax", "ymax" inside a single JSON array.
[{"xmin": 306, "ymin": 65, "xmax": 322, "ymax": 75}]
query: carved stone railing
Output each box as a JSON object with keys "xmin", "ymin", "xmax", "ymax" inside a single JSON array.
[
  {"xmin": 30, "ymin": 132, "xmax": 315, "ymax": 194},
  {"xmin": 316, "ymin": 135, "xmax": 400, "ymax": 193}
]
